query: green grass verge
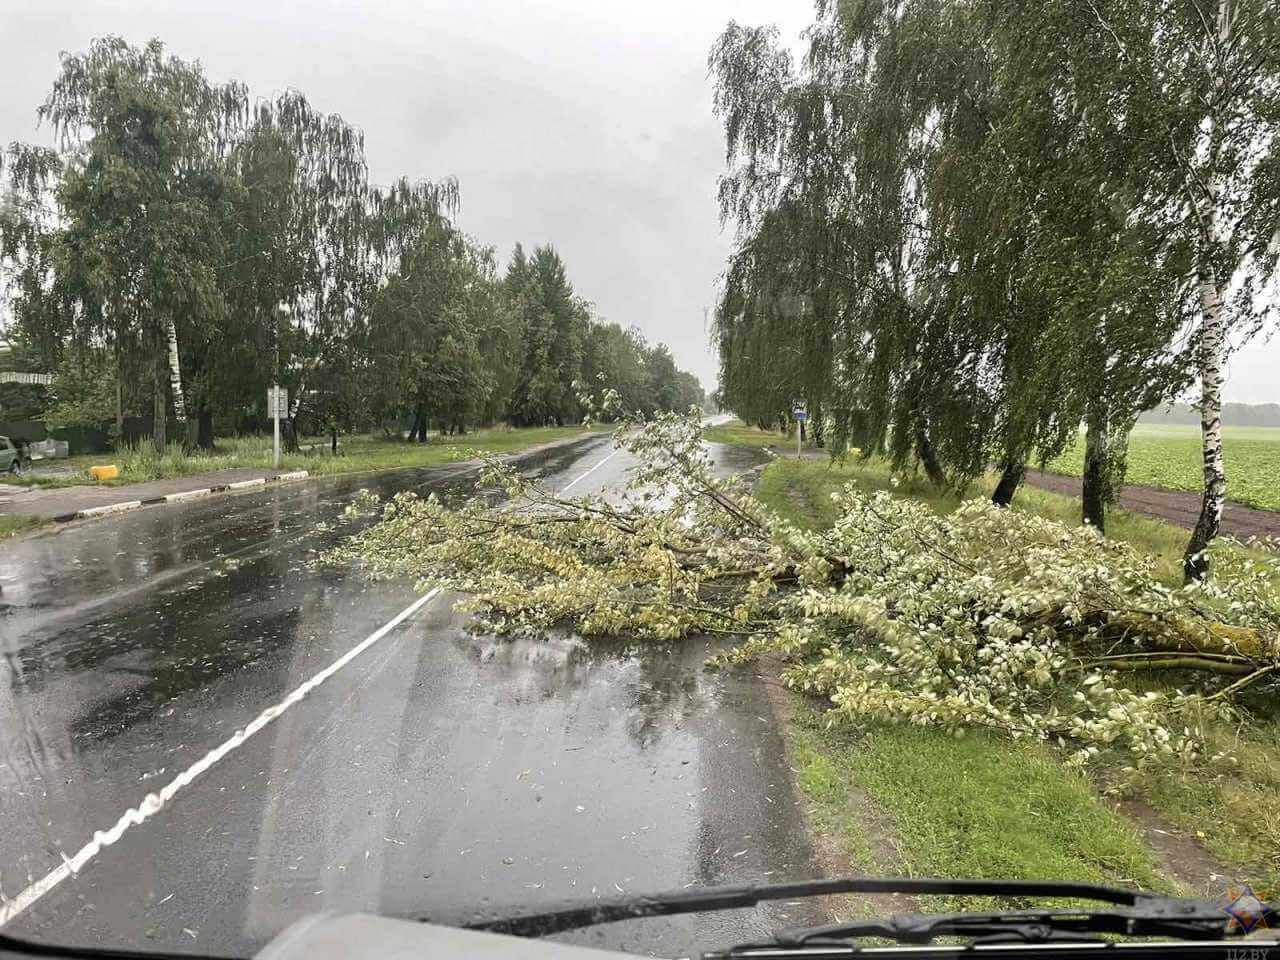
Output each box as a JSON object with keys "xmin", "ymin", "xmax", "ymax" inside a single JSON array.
[
  {"xmin": 2, "ymin": 425, "xmax": 604, "ymax": 489},
  {"xmin": 704, "ymin": 420, "xmax": 791, "ymax": 449},
  {"xmin": 1044, "ymin": 423, "xmax": 1280, "ymax": 513},
  {"xmin": 789, "ymin": 705, "xmax": 1169, "ymax": 901},
  {"xmin": 0, "ymin": 515, "xmax": 48, "ymax": 539},
  {"xmin": 732, "ymin": 423, "xmax": 1280, "ymax": 896},
  {"xmin": 711, "ymin": 421, "xmax": 1227, "ymax": 584},
  {"xmin": 1137, "ymin": 716, "xmax": 1280, "ymax": 894},
  {"xmin": 755, "ymin": 453, "xmax": 1194, "ymax": 583}
]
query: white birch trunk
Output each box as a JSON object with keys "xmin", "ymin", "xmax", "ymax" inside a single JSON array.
[
  {"xmin": 1185, "ymin": 268, "xmax": 1228, "ymax": 580},
  {"xmin": 1183, "ymin": 0, "xmax": 1232, "ymax": 581},
  {"xmin": 165, "ymin": 315, "xmax": 187, "ymax": 424}
]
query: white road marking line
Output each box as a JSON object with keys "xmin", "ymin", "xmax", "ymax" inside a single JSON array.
[
  {"xmin": 559, "ymin": 448, "xmax": 618, "ymax": 494},
  {"xmin": 2, "ymin": 442, "xmax": 608, "ymax": 925},
  {"xmin": 0, "ymin": 585, "xmax": 443, "ymax": 928}
]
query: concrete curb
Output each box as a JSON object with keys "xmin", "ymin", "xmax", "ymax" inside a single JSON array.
[
  {"xmin": 76, "ymin": 500, "xmax": 143, "ymax": 518},
  {"xmin": 161, "ymin": 488, "xmax": 213, "ymax": 503},
  {"xmin": 52, "ymin": 470, "xmax": 310, "ymax": 524}
]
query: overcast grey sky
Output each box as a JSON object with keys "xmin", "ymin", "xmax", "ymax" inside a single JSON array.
[{"xmin": 2, "ymin": 0, "xmax": 1277, "ymax": 402}]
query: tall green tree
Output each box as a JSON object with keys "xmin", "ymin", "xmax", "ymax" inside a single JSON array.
[
  {"xmin": 32, "ymin": 37, "xmax": 249, "ymax": 448},
  {"xmin": 710, "ymin": 0, "xmax": 1258, "ymax": 549},
  {"xmin": 506, "ymin": 245, "xmax": 588, "ymax": 427},
  {"xmin": 1031, "ymin": 0, "xmax": 1280, "ymax": 577}
]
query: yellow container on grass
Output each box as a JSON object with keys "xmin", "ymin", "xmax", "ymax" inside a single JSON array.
[{"xmin": 89, "ymin": 464, "xmax": 119, "ymax": 481}]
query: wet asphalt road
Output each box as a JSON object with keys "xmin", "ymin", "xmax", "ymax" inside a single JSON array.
[{"xmin": 0, "ymin": 435, "xmax": 827, "ymax": 958}]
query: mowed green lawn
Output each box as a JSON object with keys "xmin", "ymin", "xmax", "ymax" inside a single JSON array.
[{"xmin": 1044, "ymin": 423, "xmax": 1280, "ymax": 513}]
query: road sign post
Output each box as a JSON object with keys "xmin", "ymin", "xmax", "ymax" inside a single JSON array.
[
  {"xmin": 269, "ymin": 386, "xmax": 288, "ymax": 469},
  {"xmin": 792, "ymin": 406, "xmax": 808, "ymax": 458}
]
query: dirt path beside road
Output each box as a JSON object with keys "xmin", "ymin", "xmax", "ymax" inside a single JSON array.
[{"xmin": 1025, "ymin": 469, "xmax": 1280, "ymax": 540}]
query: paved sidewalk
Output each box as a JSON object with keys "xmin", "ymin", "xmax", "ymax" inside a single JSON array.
[{"xmin": 0, "ymin": 467, "xmax": 309, "ymax": 520}]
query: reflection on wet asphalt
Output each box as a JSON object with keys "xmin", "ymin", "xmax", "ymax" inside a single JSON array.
[{"xmin": 0, "ymin": 436, "xmax": 822, "ymax": 957}]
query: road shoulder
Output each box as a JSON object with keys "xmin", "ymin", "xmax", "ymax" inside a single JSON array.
[{"xmin": 0, "ymin": 432, "xmax": 610, "ymax": 533}]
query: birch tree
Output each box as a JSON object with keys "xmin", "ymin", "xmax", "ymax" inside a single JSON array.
[
  {"xmin": 1060, "ymin": 0, "xmax": 1280, "ymax": 576},
  {"xmin": 711, "ymin": 0, "xmax": 1276, "ymax": 549},
  {"xmin": 18, "ymin": 37, "xmax": 248, "ymax": 449}
]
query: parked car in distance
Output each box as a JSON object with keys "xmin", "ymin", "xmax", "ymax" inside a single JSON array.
[{"xmin": 0, "ymin": 435, "xmax": 29, "ymax": 474}]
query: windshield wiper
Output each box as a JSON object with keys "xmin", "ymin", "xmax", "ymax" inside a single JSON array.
[
  {"xmin": 463, "ymin": 874, "xmax": 1271, "ymax": 940},
  {"xmin": 718, "ymin": 900, "xmax": 1246, "ymax": 954}
]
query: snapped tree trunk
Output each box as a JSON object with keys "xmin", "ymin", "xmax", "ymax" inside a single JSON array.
[
  {"xmin": 1184, "ymin": 271, "xmax": 1228, "ymax": 581},
  {"xmin": 1082, "ymin": 404, "xmax": 1109, "ymax": 534},
  {"xmin": 916, "ymin": 427, "xmax": 947, "ymax": 488},
  {"xmin": 992, "ymin": 462, "xmax": 1025, "ymax": 507}
]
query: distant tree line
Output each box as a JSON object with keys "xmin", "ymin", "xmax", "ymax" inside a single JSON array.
[
  {"xmin": 1140, "ymin": 402, "xmax": 1280, "ymax": 429},
  {"xmin": 709, "ymin": 0, "xmax": 1280, "ymax": 580},
  {"xmin": 0, "ymin": 37, "xmax": 703, "ymax": 453}
]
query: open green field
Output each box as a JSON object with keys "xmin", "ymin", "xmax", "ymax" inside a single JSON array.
[
  {"xmin": 708, "ymin": 419, "xmax": 1280, "ymax": 513},
  {"xmin": 1045, "ymin": 423, "xmax": 1280, "ymax": 513},
  {"xmin": 1, "ymin": 424, "xmax": 605, "ymax": 489}
]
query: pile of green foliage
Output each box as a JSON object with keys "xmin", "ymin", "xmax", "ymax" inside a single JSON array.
[{"xmin": 331, "ymin": 411, "xmax": 1280, "ymax": 767}]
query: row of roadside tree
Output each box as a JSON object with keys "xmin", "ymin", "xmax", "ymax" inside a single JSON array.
[
  {"xmin": 709, "ymin": 0, "xmax": 1279, "ymax": 580},
  {"xmin": 0, "ymin": 37, "xmax": 703, "ymax": 453}
]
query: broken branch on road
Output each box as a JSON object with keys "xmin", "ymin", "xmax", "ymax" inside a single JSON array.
[{"xmin": 325, "ymin": 409, "xmax": 1280, "ymax": 768}]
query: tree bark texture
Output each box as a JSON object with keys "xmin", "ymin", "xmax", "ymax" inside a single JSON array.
[
  {"xmin": 916, "ymin": 427, "xmax": 947, "ymax": 488},
  {"xmin": 165, "ymin": 315, "xmax": 186, "ymax": 424},
  {"xmin": 1082, "ymin": 404, "xmax": 1109, "ymax": 534},
  {"xmin": 114, "ymin": 343, "xmax": 124, "ymax": 446},
  {"xmin": 1183, "ymin": 0, "xmax": 1232, "ymax": 583},
  {"xmin": 152, "ymin": 331, "xmax": 167, "ymax": 450},
  {"xmin": 197, "ymin": 407, "xmax": 214, "ymax": 450},
  {"xmin": 1185, "ymin": 272, "xmax": 1228, "ymax": 581},
  {"xmin": 991, "ymin": 462, "xmax": 1025, "ymax": 507}
]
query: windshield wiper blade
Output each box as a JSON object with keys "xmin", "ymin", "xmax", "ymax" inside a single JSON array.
[
  {"xmin": 461, "ymin": 875, "xmax": 1194, "ymax": 938},
  {"xmin": 769, "ymin": 897, "xmax": 1239, "ymax": 947}
]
